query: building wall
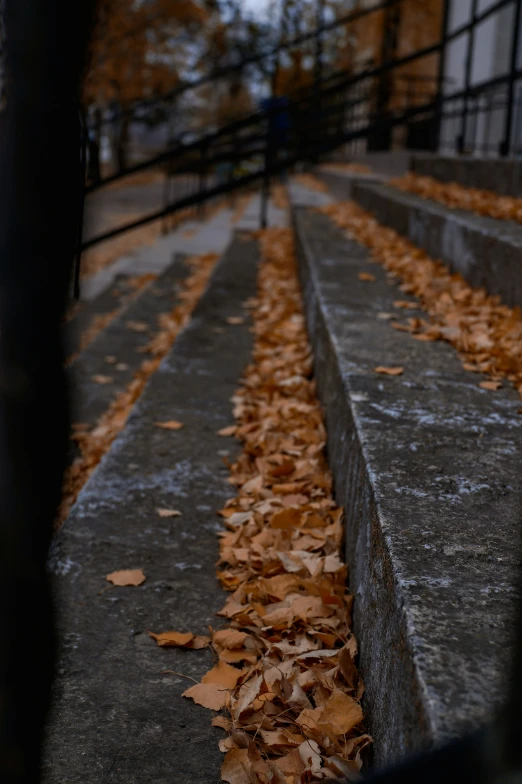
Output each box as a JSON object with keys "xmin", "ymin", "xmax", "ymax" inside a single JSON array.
[{"xmin": 440, "ymin": 0, "xmax": 521, "ymax": 156}]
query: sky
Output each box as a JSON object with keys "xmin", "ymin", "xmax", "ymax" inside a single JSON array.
[{"xmin": 242, "ymin": 0, "xmax": 271, "ymax": 19}]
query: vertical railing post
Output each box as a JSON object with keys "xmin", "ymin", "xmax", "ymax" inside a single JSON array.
[
  {"xmin": 433, "ymin": 0, "xmax": 450, "ymax": 152},
  {"xmin": 198, "ymin": 141, "xmax": 207, "ymax": 219},
  {"xmin": 500, "ymin": 0, "xmax": 522, "ymax": 156},
  {"xmin": 457, "ymin": 0, "xmax": 478, "ymax": 154},
  {"xmin": 260, "ymin": 129, "xmax": 271, "ymax": 230}
]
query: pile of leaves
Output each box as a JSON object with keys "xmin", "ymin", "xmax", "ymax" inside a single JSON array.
[
  {"xmin": 59, "ymin": 251, "xmax": 219, "ymax": 525},
  {"xmin": 391, "ymin": 172, "xmax": 522, "ymax": 225},
  {"xmin": 163, "ymin": 227, "xmax": 370, "ymax": 783},
  {"xmin": 319, "ymin": 201, "xmax": 522, "ymax": 398}
]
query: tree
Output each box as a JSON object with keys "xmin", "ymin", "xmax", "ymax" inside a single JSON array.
[{"xmin": 84, "ymin": 0, "xmax": 213, "ymax": 172}]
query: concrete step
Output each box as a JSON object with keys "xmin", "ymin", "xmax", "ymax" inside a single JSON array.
[
  {"xmin": 316, "ymin": 168, "xmax": 385, "ymax": 201},
  {"xmin": 69, "ymin": 253, "xmax": 188, "ymax": 433},
  {"xmin": 411, "ymin": 154, "xmax": 522, "ymax": 197},
  {"xmin": 65, "ymin": 274, "xmax": 146, "ymax": 359},
  {"xmin": 292, "ymin": 204, "xmax": 521, "ymax": 767},
  {"xmin": 44, "ymin": 231, "xmax": 258, "ymax": 783},
  {"xmin": 350, "ymin": 179, "xmax": 522, "ymax": 310}
]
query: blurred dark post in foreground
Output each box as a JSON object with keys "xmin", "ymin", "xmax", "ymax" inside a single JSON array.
[{"xmin": 0, "ymin": 1, "xmax": 95, "ymax": 780}]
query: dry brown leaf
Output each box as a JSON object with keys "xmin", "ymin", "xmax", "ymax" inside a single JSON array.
[
  {"xmin": 320, "ymin": 690, "xmax": 363, "ymax": 735},
  {"xmin": 149, "ymin": 631, "xmax": 193, "ymax": 647},
  {"xmin": 270, "ymin": 507, "xmax": 302, "ymax": 530},
  {"xmin": 226, "ymin": 317, "xmax": 245, "ymax": 325},
  {"xmin": 183, "ymin": 682, "xmax": 229, "ymax": 710},
  {"xmin": 156, "ymin": 508, "xmax": 182, "ymax": 518},
  {"xmin": 374, "ymin": 366, "xmax": 404, "ymax": 376},
  {"xmin": 218, "ymin": 426, "xmax": 237, "ymax": 437},
  {"xmin": 126, "ymin": 320, "xmax": 149, "ymax": 332},
  {"xmin": 221, "ymin": 748, "xmax": 250, "ymax": 784},
  {"xmin": 358, "ymin": 272, "xmax": 375, "ymax": 282},
  {"xmin": 479, "ymin": 380, "xmax": 502, "ymax": 391},
  {"xmin": 155, "ymin": 420, "xmax": 184, "ymax": 431},
  {"xmin": 106, "ymin": 568, "xmax": 145, "ymax": 587},
  {"xmin": 202, "ymin": 660, "xmax": 244, "ymax": 689},
  {"xmin": 213, "ymin": 629, "xmax": 249, "ymax": 650},
  {"xmin": 92, "ymin": 374, "xmax": 113, "ymax": 385}
]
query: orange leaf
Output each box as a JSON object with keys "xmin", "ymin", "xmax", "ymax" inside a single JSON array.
[
  {"xmin": 221, "ymin": 748, "xmax": 250, "ymax": 784},
  {"xmin": 149, "ymin": 631, "xmax": 193, "ymax": 647},
  {"xmin": 106, "ymin": 568, "xmax": 145, "ymax": 586},
  {"xmin": 374, "ymin": 366, "xmax": 404, "ymax": 376},
  {"xmin": 319, "ymin": 690, "xmax": 363, "ymax": 735},
  {"xmin": 479, "ymin": 380, "xmax": 502, "ymax": 390},
  {"xmin": 270, "ymin": 507, "xmax": 302, "ymax": 529},
  {"xmin": 226, "ymin": 316, "xmax": 245, "ymax": 325},
  {"xmin": 358, "ymin": 272, "xmax": 375, "ymax": 281},
  {"xmin": 202, "ymin": 660, "xmax": 244, "ymax": 689},
  {"xmin": 218, "ymin": 425, "xmax": 237, "ymax": 437},
  {"xmin": 213, "ymin": 629, "xmax": 249, "ymax": 649},
  {"xmin": 156, "ymin": 508, "xmax": 182, "ymax": 517},
  {"xmin": 183, "ymin": 682, "xmax": 229, "ymax": 710},
  {"xmin": 155, "ymin": 420, "xmax": 184, "ymax": 430}
]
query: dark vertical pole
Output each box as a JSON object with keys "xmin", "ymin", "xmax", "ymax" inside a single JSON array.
[
  {"xmin": 198, "ymin": 141, "xmax": 207, "ymax": 219},
  {"xmin": 457, "ymin": 0, "xmax": 478, "ymax": 154},
  {"xmin": 433, "ymin": 0, "xmax": 450, "ymax": 152},
  {"xmin": 74, "ymin": 106, "xmax": 88, "ymax": 300},
  {"xmin": 500, "ymin": 0, "xmax": 522, "ymax": 156},
  {"xmin": 260, "ymin": 132, "xmax": 271, "ymax": 230},
  {"xmin": 0, "ymin": 1, "xmax": 96, "ymax": 780},
  {"xmin": 313, "ymin": 0, "xmax": 325, "ymax": 162}
]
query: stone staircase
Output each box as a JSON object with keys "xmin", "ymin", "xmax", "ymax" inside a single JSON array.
[{"xmin": 44, "ymin": 164, "xmax": 522, "ymax": 781}]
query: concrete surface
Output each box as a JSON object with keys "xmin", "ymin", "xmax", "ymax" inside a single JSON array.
[
  {"xmin": 81, "ymin": 192, "xmax": 287, "ymax": 302},
  {"xmin": 412, "ymin": 154, "xmax": 522, "ymax": 197},
  {"xmin": 351, "ymin": 180, "xmax": 522, "ymax": 310},
  {"xmin": 293, "ymin": 205, "xmax": 521, "ymax": 767},
  {"xmin": 70, "ymin": 254, "xmax": 188, "ymax": 430},
  {"xmin": 43, "ymin": 233, "xmax": 259, "ymax": 783}
]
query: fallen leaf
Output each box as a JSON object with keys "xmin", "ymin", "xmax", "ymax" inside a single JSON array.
[
  {"xmin": 358, "ymin": 272, "xmax": 375, "ymax": 281},
  {"xmin": 155, "ymin": 420, "xmax": 184, "ymax": 430},
  {"xmin": 270, "ymin": 507, "xmax": 302, "ymax": 529},
  {"xmin": 221, "ymin": 748, "xmax": 250, "ymax": 784},
  {"xmin": 183, "ymin": 682, "xmax": 229, "ymax": 710},
  {"xmin": 374, "ymin": 366, "xmax": 404, "ymax": 376},
  {"xmin": 126, "ymin": 320, "xmax": 149, "ymax": 332},
  {"xmin": 479, "ymin": 380, "xmax": 502, "ymax": 390},
  {"xmin": 149, "ymin": 631, "xmax": 193, "ymax": 647},
  {"xmin": 202, "ymin": 660, "xmax": 244, "ymax": 689},
  {"xmin": 92, "ymin": 374, "xmax": 113, "ymax": 385},
  {"xmin": 116, "ymin": 362, "xmax": 129, "ymax": 371},
  {"xmin": 213, "ymin": 629, "xmax": 249, "ymax": 649},
  {"xmin": 218, "ymin": 425, "xmax": 237, "ymax": 437},
  {"xmin": 106, "ymin": 568, "xmax": 145, "ymax": 587},
  {"xmin": 393, "ymin": 300, "xmax": 417, "ymax": 309},
  {"xmin": 320, "ymin": 690, "xmax": 363, "ymax": 735},
  {"xmin": 226, "ymin": 316, "xmax": 245, "ymax": 325},
  {"xmin": 156, "ymin": 508, "xmax": 182, "ymax": 518},
  {"xmin": 105, "ymin": 355, "xmax": 117, "ymax": 364}
]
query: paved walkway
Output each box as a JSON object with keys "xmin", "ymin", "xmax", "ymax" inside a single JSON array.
[{"xmin": 82, "ymin": 192, "xmax": 288, "ymax": 301}]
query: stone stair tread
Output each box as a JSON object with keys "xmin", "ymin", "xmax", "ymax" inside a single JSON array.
[
  {"xmin": 350, "ymin": 178, "xmax": 522, "ymax": 310},
  {"xmin": 65, "ymin": 274, "xmax": 142, "ymax": 359},
  {"xmin": 292, "ymin": 203, "xmax": 520, "ymax": 765},
  {"xmin": 69, "ymin": 252, "xmax": 188, "ymax": 429},
  {"xmin": 44, "ymin": 232, "xmax": 258, "ymax": 783}
]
